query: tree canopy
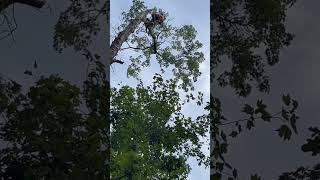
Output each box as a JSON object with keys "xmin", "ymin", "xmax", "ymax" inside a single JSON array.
[
  {"xmin": 0, "ymin": 0, "xmax": 210, "ymax": 179},
  {"xmin": 111, "ymin": 0, "xmax": 205, "ymax": 92},
  {"xmin": 111, "ymin": 74, "xmax": 208, "ymax": 179},
  {"xmin": 211, "ymin": 0, "xmax": 320, "ymax": 179},
  {"xmin": 110, "ymin": 1, "xmax": 209, "ymax": 179}
]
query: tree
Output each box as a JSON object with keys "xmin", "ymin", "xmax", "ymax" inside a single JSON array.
[
  {"xmin": 0, "ymin": 0, "xmax": 110, "ymax": 179},
  {"xmin": 0, "ymin": 70, "xmax": 109, "ymax": 179},
  {"xmin": 110, "ymin": 0, "xmax": 205, "ymax": 92},
  {"xmin": 211, "ymin": 0, "xmax": 320, "ymax": 179},
  {"xmin": 110, "ymin": 74, "xmax": 208, "ymax": 179},
  {"xmin": 0, "ymin": 0, "xmax": 209, "ymax": 179},
  {"xmin": 109, "ymin": 0, "xmax": 209, "ymax": 179}
]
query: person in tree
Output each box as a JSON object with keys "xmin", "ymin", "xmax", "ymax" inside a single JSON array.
[
  {"xmin": 145, "ymin": 10, "xmax": 165, "ymax": 33},
  {"xmin": 145, "ymin": 10, "xmax": 165, "ymax": 54},
  {"xmin": 151, "ymin": 11, "xmax": 165, "ymax": 25}
]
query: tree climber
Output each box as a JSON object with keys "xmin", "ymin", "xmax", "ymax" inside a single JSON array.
[
  {"xmin": 144, "ymin": 10, "xmax": 165, "ymax": 54},
  {"xmin": 151, "ymin": 11, "xmax": 165, "ymax": 25},
  {"xmin": 145, "ymin": 10, "xmax": 165, "ymax": 33}
]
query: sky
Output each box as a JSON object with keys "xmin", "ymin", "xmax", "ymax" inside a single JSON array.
[
  {"xmin": 213, "ymin": 1, "xmax": 320, "ymax": 179},
  {"xmin": 111, "ymin": 0, "xmax": 210, "ymax": 179}
]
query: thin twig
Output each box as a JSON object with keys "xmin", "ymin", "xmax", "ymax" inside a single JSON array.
[{"xmin": 218, "ymin": 112, "xmax": 281, "ymax": 126}]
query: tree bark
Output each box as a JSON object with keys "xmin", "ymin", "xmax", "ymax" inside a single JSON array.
[
  {"xmin": 0, "ymin": 0, "xmax": 45, "ymax": 12},
  {"xmin": 110, "ymin": 9, "xmax": 151, "ymax": 65}
]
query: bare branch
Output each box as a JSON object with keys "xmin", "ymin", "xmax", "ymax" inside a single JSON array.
[
  {"xmin": 0, "ymin": 0, "xmax": 45, "ymax": 13},
  {"xmin": 111, "ymin": 59, "xmax": 124, "ymax": 65}
]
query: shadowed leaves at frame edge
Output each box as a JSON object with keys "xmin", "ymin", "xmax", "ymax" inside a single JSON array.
[
  {"xmin": 209, "ymin": 0, "xmax": 320, "ymax": 179},
  {"xmin": 0, "ymin": 0, "xmax": 110, "ymax": 179}
]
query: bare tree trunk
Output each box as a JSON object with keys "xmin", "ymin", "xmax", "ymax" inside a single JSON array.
[
  {"xmin": 110, "ymin": 9, "xmax": 151, "ymax": 65},
  {"xmin": 0, "ymin": 0, "xmax": 45, "ymax": 12}
]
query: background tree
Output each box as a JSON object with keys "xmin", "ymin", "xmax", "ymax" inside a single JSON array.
[
  {"xmin": 0, "ymin": 71, "xmax": 109, "ymax": 179},
  {"xmin": 0, "ymin": 0, "xmax": 110, "ymax": 179},
  {"xmin": 0, "ymin": 0, "xmax": 209, "ymax": 179},
  {"xmin": 211, "ymin": 0, "xmax": 320, "ymax": 179},
  {"xmin": 211, "ymin": 0, "xmax": 296, "ymax": 179}
]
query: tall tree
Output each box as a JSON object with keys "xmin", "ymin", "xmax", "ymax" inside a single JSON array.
[
  {"xmin": 0, "ymin": 0, "xmax": 209, "ymax": 179},
  {"xmin": 110, "ymin": 0, "xmax": 204, "ymax": 92},
  {"xmin": 109, "ymin": 0, "xmax": 209, "ymax": 179}
]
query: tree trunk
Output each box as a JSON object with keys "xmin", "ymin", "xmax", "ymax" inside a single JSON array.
[
  {"xmin": 0, "ymin": 0, "xmax": 45, "ymax": 12},
  {"xmin": 146, "ymin": 24, "xmax": 157, "ymax": 54},
  {"xmin": 110, "ymin": 9, "xmax": 151, "ymax": 65}
]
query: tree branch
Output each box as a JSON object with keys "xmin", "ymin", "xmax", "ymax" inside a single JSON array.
[
  {"xmin": 111, "ymin": 59, "xmax": 124, "ymax": 64},
  {"xmin": 120, "ymin": 45, "xmax": 152, "ymax": 51},
  {"xmin": 110, "ymin": 9, "xmax": 152, "ymax": 65},
  {"xmin": 0, "ymin": 0, "xmax": 45, "ymax": 12},
  {"xmin": 218, "ymin": 112, "xmax": 281, "ymax": 126}
]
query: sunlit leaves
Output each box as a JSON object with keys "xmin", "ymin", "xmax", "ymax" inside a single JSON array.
[
  {"xmin": 110, "ymin": 74, "xmax": 208, "ymax": 179},
  {"xmin": 115, "ymin": 1, "xmax": 204, "ymax": 92}
]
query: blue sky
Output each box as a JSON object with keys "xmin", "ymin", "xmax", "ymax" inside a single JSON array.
[{"xmin": 110, "ymin": 0, "xmax": 210, "ymax": 179}]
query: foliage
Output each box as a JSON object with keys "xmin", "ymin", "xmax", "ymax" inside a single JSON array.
[
  {"xmin": 0, "ymin": 0, "xmax": 112, "ymax": 179},
  {"xmin": 0, "ymin": 0, "xmax": 210, "ymax": 179},
  {"xmin": 278, "ymin": 164, "xmax": 320, "ymax": 180},
  {"xmin": 212, "ymin": 0, "xmax": 296, "ymax": 96},
  {"xmin": 0, "ymin": 61, "xmax": 109, "ymax": 179},
  {"xmin": 53, "ymin": 0, "xmax": 108, "ymax": 54},
  {"xmin": 110, "ymin": 74, "xmax": 208, "ymax": 179},
  {"xmin": 113, "ymin": 0, "xmax": 205, "ymax": 92},
  {"xmin": 208, "ymin": 0, "xmax": 315, "ymax": 179}
]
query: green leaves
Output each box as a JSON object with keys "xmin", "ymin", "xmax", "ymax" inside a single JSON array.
[
  {"xmin": 250, "ymin": 174, "xmax": 261, "ymax": 180},
  {"xmin": 115, "ymin": 1, "xmax": 204, "ymax": 92},
  {"xmin": 111, "ymin": 74, "xmax": 207, "ymax": 178}
]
